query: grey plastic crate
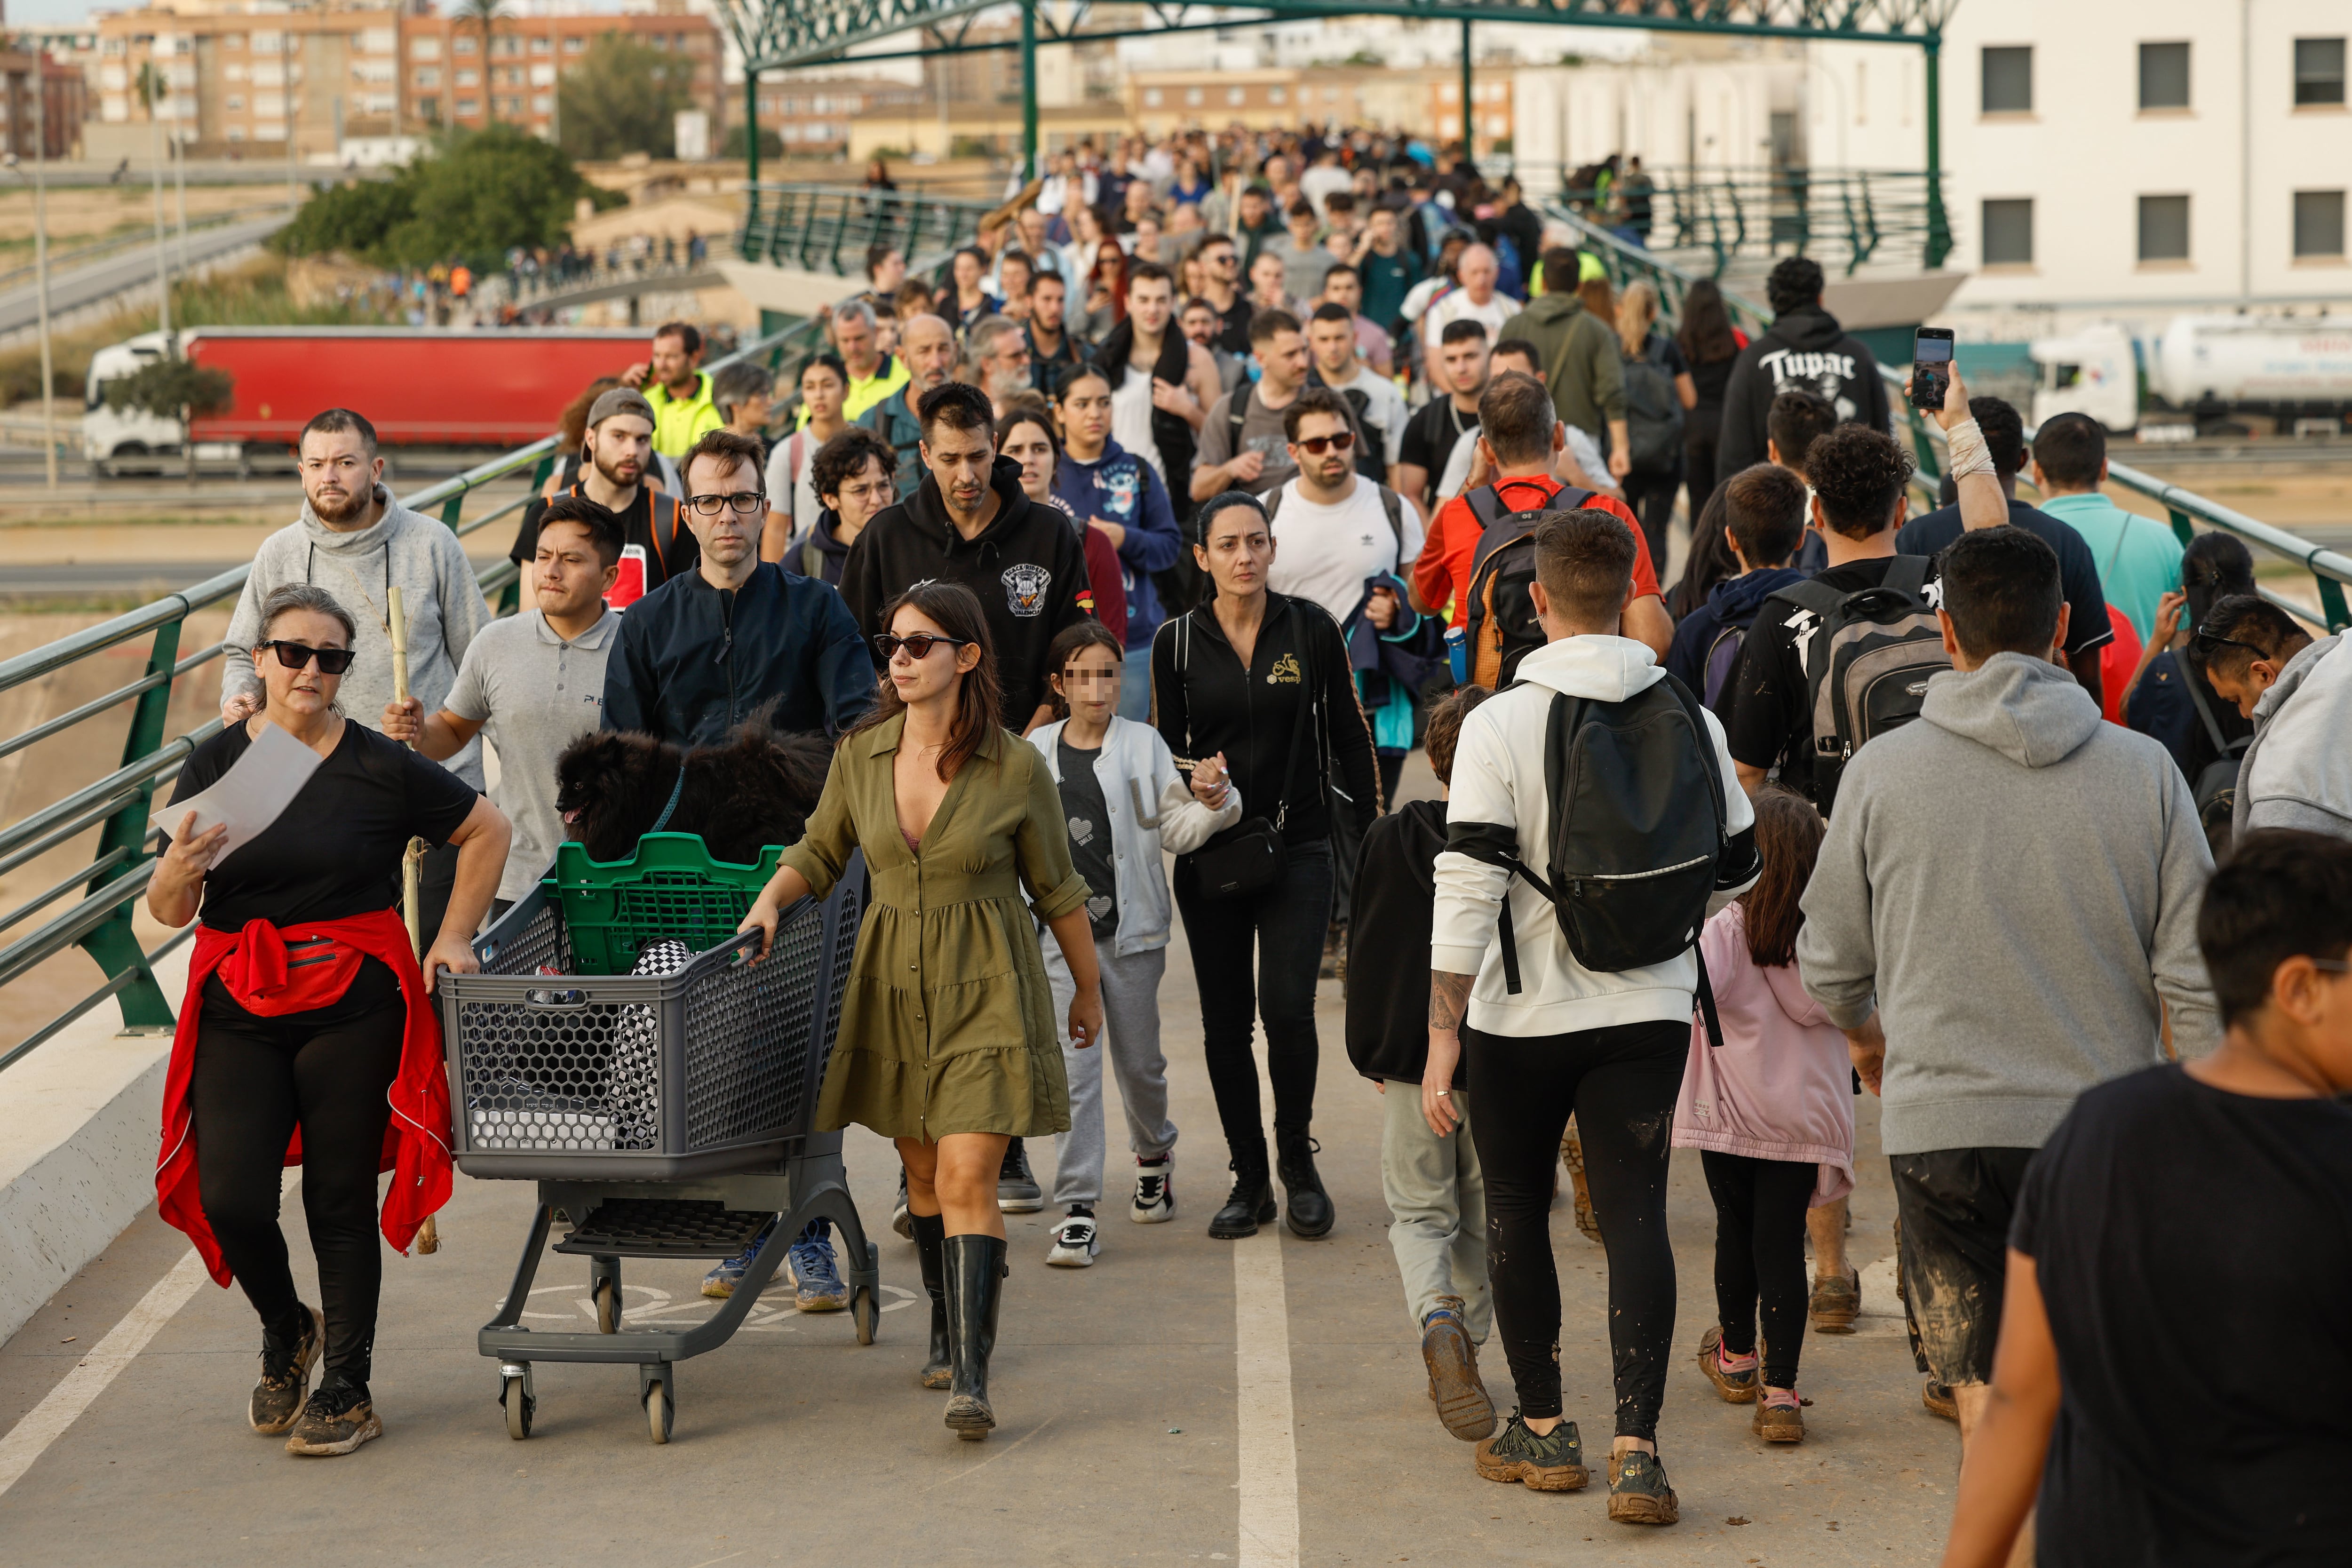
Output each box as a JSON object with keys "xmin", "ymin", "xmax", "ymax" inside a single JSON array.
[{"xmin": 441, "ymin": 855, "xmax": 863, "ymax": 1181}]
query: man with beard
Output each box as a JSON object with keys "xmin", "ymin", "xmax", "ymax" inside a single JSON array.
[
  {"xmin": 509, "ymin": 388, "xmax": 694, "ymax": 612},
  {"xmin": 859, "ymin": 312, "xmax": 960, "ymax": 499},
  {"xmin": 624, "ymin": 320, "xmax": 725, "ymax": 461},
  {"xmin": 220, "ymin": 407, "xmax": 490, "ymax": 939}
]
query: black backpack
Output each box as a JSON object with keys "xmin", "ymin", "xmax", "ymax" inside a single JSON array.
[
  {"xmin": 1462, "ymin": 479, "xmax": 1596, "ymax": 689},
  {"xmin": 1766, "ymin": 555, "xmax": 1951, "ymax": 812},
  {"xmin": 1621, "ymin": 338, "xmax": 1685, "ymax": 475},
  {"xmin": 1450, "ymin": 671, "xmax": 1739, "ymax": 1046},
  {"xmin": 2181, "ymin": 656, "xmax": 2251, "ymax": 819}
]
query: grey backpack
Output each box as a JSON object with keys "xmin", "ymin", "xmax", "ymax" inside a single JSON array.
[{"xmin": 1766, "ymin": 555, "xmax": 1951, "ymax": 812}]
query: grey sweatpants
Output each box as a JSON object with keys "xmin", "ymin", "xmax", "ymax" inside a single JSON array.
[
  {"xmin": 1042, "ymin": 934, "xmax": 1178, "ymax": 1209},
  {"xmin": 1382, "ymin": 1078, "xmax": 1491, "ymax": 1342}
]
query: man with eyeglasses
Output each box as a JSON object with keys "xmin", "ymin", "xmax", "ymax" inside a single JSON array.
[
  {"xmin": 601, "ymin": 429, "xmax": 872, "ymax": 747},
  {"xmin": 841, "ymin": 382, "xmax": 1094, "ymax": 737},
  {"xmin": 221, "ymin": 406, "xmax": 489, "ymax": 939}
]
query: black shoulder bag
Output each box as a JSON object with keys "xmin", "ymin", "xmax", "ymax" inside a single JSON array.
[{"xmin": 1178, "ymin": 603, "xmax": 1317, "ymax": 900}]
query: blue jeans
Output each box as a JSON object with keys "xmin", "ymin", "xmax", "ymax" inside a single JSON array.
[
  {"xmin": 1119, "ymin": 642, "xmax": 1153, "ymax": 721},
  {"xmin": 1173, "ymin": 838, "xmax": 1334, "ymax": 1159}
]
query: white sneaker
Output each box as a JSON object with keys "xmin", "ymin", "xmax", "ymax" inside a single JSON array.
[
  {"xmin": 1046, "ymin": 1210, "xmax": 1099, "ymax": 1267},
  {"xmin": 1131, "ymin": 1154, "xmax": 1175, "ymax": 1223}
]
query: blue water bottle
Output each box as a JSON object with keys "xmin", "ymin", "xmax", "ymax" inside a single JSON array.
[{"xmin": 1446, "ymin": 626, "xmax": 1468, "ymax": 684}]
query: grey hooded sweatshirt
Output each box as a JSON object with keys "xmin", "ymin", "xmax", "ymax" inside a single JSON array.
[
  {"xmin": 222, "ymin": 486, "xmax": 490, "ymax": 788},
  {"xmin": 2234, "ymin": 633, "xmax": 2351, "ymax": 839},
  {"xmin": 1796, "ymin": 652, "xmax": 2219, "ymax": 1156}
]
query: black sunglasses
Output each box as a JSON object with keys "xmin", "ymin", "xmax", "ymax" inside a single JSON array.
[
  {"xmin": 874, "ymin": 632, "xmax": 970, "ymax": 662},
  {"xmin": 685, "ymin": 491, "xmax": 767, "ymax": 516},
  {"xmin": 260, "ymin": 639, "xmax": 356, "ymax": 675},
  {"xmin": 2191, "ymin": 624, "xmax": 2265, "ymax": 660},
  {"xmin": 1295, "ymin": 430, "xmax": 1355, "ymax": 455}
]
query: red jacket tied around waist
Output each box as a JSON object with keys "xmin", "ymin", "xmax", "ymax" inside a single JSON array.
[{"xmin": 155, "ymin": 908, "xmax": 453, "ymax": 1286}]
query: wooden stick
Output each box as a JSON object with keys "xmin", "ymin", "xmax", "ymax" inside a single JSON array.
[{"xmin": 387, "ymin": 587, "xmax": 440, "ymax": 1257}]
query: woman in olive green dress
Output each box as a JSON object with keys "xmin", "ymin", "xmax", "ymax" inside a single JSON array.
[{"xmin": 742, "ymin": 580, "xmax": 1104, "ymax": 1441}]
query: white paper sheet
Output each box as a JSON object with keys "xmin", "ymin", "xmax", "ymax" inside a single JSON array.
[{"xmin": 151, "ymin": 722, "xmax": 327, "ymax": 868}]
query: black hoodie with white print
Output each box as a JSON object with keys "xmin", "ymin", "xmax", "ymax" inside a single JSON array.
[{"xmin": 1714, "ymin": 303, "xmax": 1894, "ymax": 477}]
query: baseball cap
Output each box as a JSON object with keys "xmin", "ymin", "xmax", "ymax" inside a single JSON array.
[{"xmin": 588, "ymin": 387, "xmax": 656, "ymax": 428}]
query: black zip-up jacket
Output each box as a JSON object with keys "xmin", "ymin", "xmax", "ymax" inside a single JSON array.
[
  {"xmin": 1714, "ymin": 302, "xmax": 1893, "ymax": 477},
  {"xmin": 1344, "ymin": 798, "xmax": 1460, "ymax": 1085},
  {"xmin": 602, "ymin": 560, "xmax": 873, "ymax": 747},
  {"xmin": 1150, "ymin": 592, "xmax": 1379, "ymax": 848},
  {"xmin": 840, "ymin": 455, "xmax": 1094, "ymax": 727}
]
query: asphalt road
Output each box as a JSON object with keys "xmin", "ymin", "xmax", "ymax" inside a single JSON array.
[
  {"xmin": 0, "ymin": 766, "xmax": 1960, "ymax": 1566},
  {"xmin": 0, "ymin": 215, "xmax": 289, "ymax": 339}
]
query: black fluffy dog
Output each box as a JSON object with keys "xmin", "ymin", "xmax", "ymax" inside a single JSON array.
[{"xmin": 554, "ymin": 724, "xmax": 833, "ymax": 867}]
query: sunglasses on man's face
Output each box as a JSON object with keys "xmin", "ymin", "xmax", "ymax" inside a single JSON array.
[
  {"xmin": 874, "ymin": 632, "xmax": 970, "ymax": 662},
  {"xmin": 260, "ymin": 639, "xmax": 356, "ymax": 675},
  {"xmin": 1295, "ymin": 430, "xmax": 1355, "ymax": 456}
]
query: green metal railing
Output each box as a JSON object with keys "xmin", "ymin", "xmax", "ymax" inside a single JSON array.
[
  {"xmin": 1519, "ymin": 164, "xmax": 1950, "ymax": 279},
  {"xmin": 1549, "ymin": 201, "xmax": 2352, "ymax": 634},
  {"xmin": 736, "ymin": 183, "xmax": 998, "ymax": 278},
  {"xmin": 0, "ymin": 319, "xmax": 825, "ymax": 1075}
]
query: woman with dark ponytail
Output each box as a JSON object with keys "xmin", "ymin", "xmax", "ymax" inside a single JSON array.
[{"xmin": 740, "ymin": 580, "xmax": 1103, "ymax": 1442}]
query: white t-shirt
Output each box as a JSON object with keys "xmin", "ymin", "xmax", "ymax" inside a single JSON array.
[
  {"xmin": 1264, "ymin": 477, "xmax": 1425, "ymax": 629},
  {"xmin": 764, "ymin": 430, "xmax": 822, "ymax": 537},
  {"xmin": 1434, "ymin": 419, "xmax": 1485, "ymax": 504},
  {"xmin": 1421, "ymin": 288, "xmax": 1518, "ymax": 357},
  {"xmin": 1330, "ymin": 365, "xmax": 1411, "ymax": 469}
]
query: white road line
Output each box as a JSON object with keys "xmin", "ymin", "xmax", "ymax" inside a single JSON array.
[
  {"xmin": 1233, "ymin": 1232, "xmax": 1300, "ymax": 1568},
  {"xmin": 0, "ymin": 1247, "xmax": 209, "ymax": 1499}
]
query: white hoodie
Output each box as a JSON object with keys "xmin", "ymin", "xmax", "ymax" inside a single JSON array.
[
  {"xmin": 2237, "ymin": 634, "xmax": 2352, "ymax": 840},
  {"xmin": 1433, "ymin": 634, "xmax": 1757, "ymax": 1037}
]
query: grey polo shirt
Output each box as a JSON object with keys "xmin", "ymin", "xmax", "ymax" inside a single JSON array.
[{"xmin": 445, "ymin": 608, "xmax": 617, "ymax": 901}]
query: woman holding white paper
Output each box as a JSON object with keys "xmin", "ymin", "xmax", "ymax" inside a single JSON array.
[{"xmin": 148, "ymin": 583, "xmax": 508, "ymax": 1459}]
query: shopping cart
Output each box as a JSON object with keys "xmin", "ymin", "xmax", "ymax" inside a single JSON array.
[{"xmin": 440, "ymin": 838, "xmax": 873, "ymax": 1444}]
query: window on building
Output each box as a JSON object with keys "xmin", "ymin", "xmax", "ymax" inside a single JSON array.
[
  {"xmin": 414, "ymin": 67, "xmax": 438, "ymax": 87},
  {"xmin": 252, "ymin": 31, "xmax": 280, "ymax": 53},
  {"xmin": 411, "ymin": 37, "xmax": 440, "ymax": 60},
  {"xmin": 1144, "ymin": 88, "xmax": 1162, "ymax": 107},
  {"xmin": 226, "ymin": 124, "xmax": 246, "ymax": 141},
  {"xmin": 1981, "ymin": 46, "xmax": 2032, "ymax": 113},
  {"xmin": 1226, "ymin": 85, "xmax": 1244, "ymax": 106},
  {"xmin": 2295, "ymin": 191, "xmax": 2347, "ymax": 258},
  {"xmin": 225, "ymin": 93, "xmax": 244, "ymax": 110},
  {"xmin": 454, "ymin": 36, "xmax": 477, "ymax": 55},
  {"xmin": 501, "ymin": 95, "xmax": 523, "ymax": 114},
  {"xmin": 225, "ymin": 33, "xmax": 245, "ymax": 49},
  {"xmin": 417, "ymin": 95, "xmax": 438, "ymax": 120},
  {"xmin": 456, "ymin": 96, "xmax": 477, "ymax": 116},
  {"xmin": 2139, "ymin": 42, "xmax": 2190, "ymax": 109},
  {"xmin": 1981, "ymin": 198, "xmax": 2034, "ymax": 264},
  {"xmin": 225, "ymin": 62, "xmax": 246, "ymax": 81},
  {"xmin": 361, "ymin": 28, "xmax": 394, "ymax": 54},
  {"xmin": 2296, "ymin": 38, "xmax": 2346, "ymax": 105},
  {"xmin": 1185, "ymin": 86, "xmax": 1203, "ymax": 107},
  {"xmin": 529, "ymin": 36, "xmax": 550, "ymax": 54},
  {"xmin": 564, "ymin": 35, "xmax": 585, "ymax": 52},
  {"xmin": 455, "ymin": 69, "xmax": 477, "ymax": 86},
  {"xmin": 531, "ymin": 93, "xmax": 550, "ymax": 112},
  {"xmin": 1269, "ymin": 86, "xmax": 1286, "ymax": 105},
  {"xmin": 2138, "ymin": 195, "xmax": 2190, "ymax": 261}
]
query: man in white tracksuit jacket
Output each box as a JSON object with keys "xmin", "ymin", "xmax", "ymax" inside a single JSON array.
[{"xmin": 1423, "ymin": 506, "xmax": 1758, "ymax": 1525}]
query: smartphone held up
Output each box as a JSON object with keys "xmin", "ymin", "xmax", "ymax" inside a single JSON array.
[{"xmin": 1910, "ymin": 327, "xmax": 1956, "ymax": 413}]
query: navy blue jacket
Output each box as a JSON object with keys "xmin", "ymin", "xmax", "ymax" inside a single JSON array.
[
  {"xmin": 1052, "ymin": 438, "xmax": 1183, "ymax": 652},
  {"xmin": 1663, "ymin": 566, "xmax": 1810, "ymax": 705},
  {"xmin": 602, "ymin": 561, "xmax": 874, "ymax": 746}
]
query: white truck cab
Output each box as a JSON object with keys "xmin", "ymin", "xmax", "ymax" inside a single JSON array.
[
  {"xmin": 82, "ymin": 333, "xmax": 187, "ymax": 475},
  {"xmin": 2029, "ymin": 323, "xmax": 2139, "ymax": 434}
]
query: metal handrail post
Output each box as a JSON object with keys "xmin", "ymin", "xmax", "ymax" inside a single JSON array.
[{"xmin": 72, "ymin": 617, "xmax": 185, "ymax": 1032}]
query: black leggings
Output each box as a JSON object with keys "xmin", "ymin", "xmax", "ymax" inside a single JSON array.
[
  {"xmin": 192, "ymin": 961, "xmax": 404, "ymax": 1385},
  {"xmin": 1620, "ymin": 467, "xmax": 1682, "ymax": 580},
  {"xmin": 1463, "ymin": 1019, "xmax": 1685, "ymax": 1437},
  {"xmin": 1174, "ymin": 838, "xmax": 1332, "ymax": 1161},
  {"xmin": 1700, "ymin": 1150, "xmax": 1816, "ymax": 1390}
]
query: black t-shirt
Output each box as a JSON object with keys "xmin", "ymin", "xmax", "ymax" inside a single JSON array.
[
  {"xmin": 169, "ymin": 720, "xmax": 481, "ymax": 931},
  {"xmin": 2013, "ymin": 1065, "xmax": 2352, "ymax": 1565},
  {"xmin": 1895, "ymin": 499, "xmax": 2114, "ymax": 658},
  {"xmin": 1055, "ymin": 737, "xmax": 1118, "ymax": 942},
  {"xmin": 1398, "ymin": 397, "xmax": 1478, "ymax": 507},
  {"xmin": 1685, "ymin": 348, "xmax": 1740, "ymax": 419},
  {"xmin": 1724, "ymin": 556, "xmax": 1939, "ymax": 805},
  {"xmin": 511, "ymin": 483, "xmax": 699, "ymax": 592}
]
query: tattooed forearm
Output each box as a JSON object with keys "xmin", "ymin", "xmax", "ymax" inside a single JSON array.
[{"xmin": 1428, "ymin": 970, "xmax": 1474, "ymax": 1032}]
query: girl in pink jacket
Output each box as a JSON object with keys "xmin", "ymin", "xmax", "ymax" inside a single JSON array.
[{"xmin": 1672, "ymin": 787, "xmax": 1854, "ymax": 1445}]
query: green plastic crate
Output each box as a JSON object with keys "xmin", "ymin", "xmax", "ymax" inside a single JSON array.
[{"xmin": 544, "ymin": 833, "xmax": 785, "ymax": 975}]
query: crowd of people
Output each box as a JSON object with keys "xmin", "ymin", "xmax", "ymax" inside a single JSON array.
[{"xmin": 135, "ymin": 131, "xmax": 2352, "ymax": 1561}]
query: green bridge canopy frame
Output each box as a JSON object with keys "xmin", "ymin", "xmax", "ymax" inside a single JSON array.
[{"xmin": 717, "ymin": 0, "xmax": 1958, "ymax": 267}]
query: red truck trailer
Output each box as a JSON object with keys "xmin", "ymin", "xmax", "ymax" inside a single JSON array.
[{"xmin": 84, "ymin": 326, "xmax": 656, "ymax": 471}]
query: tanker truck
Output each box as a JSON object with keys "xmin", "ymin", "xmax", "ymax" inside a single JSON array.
[{"xmin": 2029, "ymin": 314, "xmax": 2352, "ymax": 435}]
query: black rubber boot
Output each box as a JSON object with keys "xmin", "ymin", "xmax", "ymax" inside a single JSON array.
[
  {"xmin": 942, "ymin": 1234, "xmax": 1007, "ymax": 1440},
  {"xmin": 1275, "ymin": 1129, "xmax": 1335, "ymax": 1238},
  {"xmin": 909, "ymin": 1210, "xmax": 953, "ymax": 1390},
  {"xmin": 1208, "ymin": 1146, "xmax": 1278, "ymax": 1241}
]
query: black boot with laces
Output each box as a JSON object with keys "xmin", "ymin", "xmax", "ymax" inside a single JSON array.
[
  {"xmin": 1276, "ymin": 1129, "xmax": 1335, "ymax": 1237},
  {"xmin": 248, "ymin": 1302, "xmax": 321, "ymax": 1435},
  {"xmin": 1208, "ymin": 1152, "xmax": 1278, "ymax": 1240}
]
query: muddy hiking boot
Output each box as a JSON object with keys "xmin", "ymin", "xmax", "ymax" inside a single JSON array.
[
  {"xmin": 249, "ymin": 1302, "xmax": 322, "ymax": 1435},
  {"xmin": 1753, "ymin": 1386, "xmax": 1806, "ymax": 1443},
  {"xmin": 1274, "ymin": 1129, "xmax": 1334, "ymax": 1238},
  {"xmin": 1606, "ymin": 1447, "xmax": 1679, "ymax": 1525},
  {"xmin": 1475, "ymin": 1411, "xmax": 1588, "ymax": 1491},
  {"xmin": 910, "ymin": 1211, "xmax": 953, "ymax": 1391},
  {"xmin": 1421, "ymin": 1298, "xmax": 1495, "ymax": 1441},
  {"xmin": 1208, "ymin": 1154, "xmax": 1278, "ymax": 1240},
  {"xmin": 1810, "ymin": 1265, "xmax": 1861, "ymax": 1335},
  {"xmin": 283, "ymin": 1375, "xmax": 381, "ymax": 1457},
  {"xmin": 1697, "ymin": 1325, "xmax": 1759, "ymax": 1404},
  {"xmin": 942, "ymin": 1234, "xmax": 1008, "ymax": 1440}
]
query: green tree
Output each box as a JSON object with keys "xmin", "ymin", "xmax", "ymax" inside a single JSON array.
[
  {"xmin": 272, "ymin": 126, "xmax": 622, "ymax": 267},
  {"xmin": 459, "ymin": 0, "xmax": 513, "ymax": 121},
  {"xmin": 556, "ymin": 36, "xmax": 693, "ymax": 160}
]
